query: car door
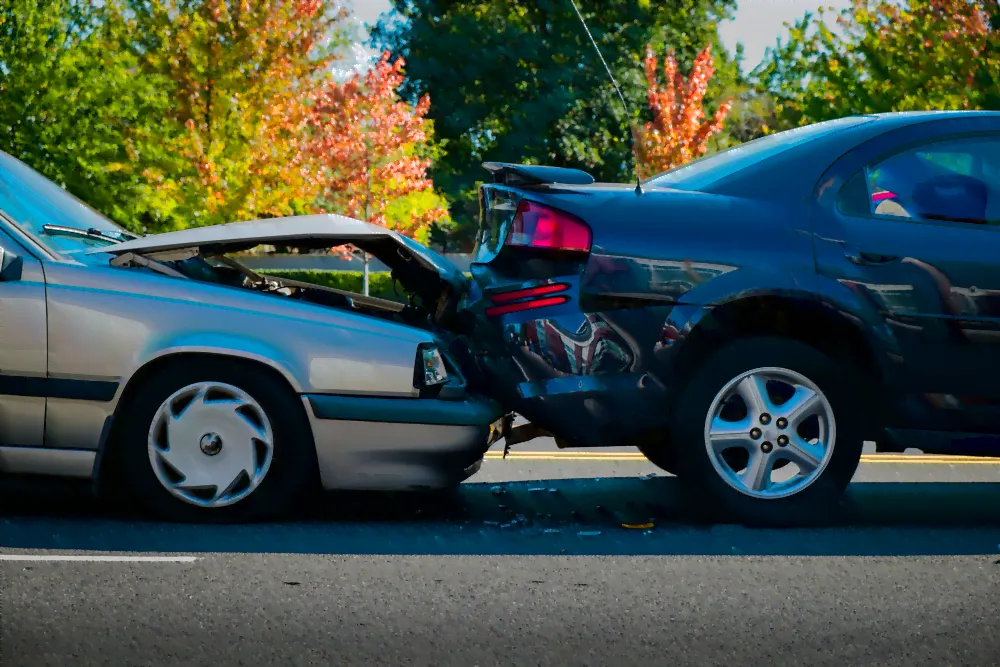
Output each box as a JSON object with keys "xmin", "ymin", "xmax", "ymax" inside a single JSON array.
[
  {"xmin": 812, "ymin": 116, "xmax": 1000, "ymax": 438},
  {"xmin": 0, "ymin": 222, "xmax": 48, "ymax": 450}
]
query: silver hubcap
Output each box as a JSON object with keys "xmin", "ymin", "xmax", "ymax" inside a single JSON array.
[
  {"xmin": 703, "ymin": 366, "xmax": 836, "ymax": 500},
  {"xmin": 148, "ymin": 382, "xmax": 274, "ymax": 508}
]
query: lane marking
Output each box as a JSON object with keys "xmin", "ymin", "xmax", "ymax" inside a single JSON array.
[
  {"xmin": 485, "ymin": 452, "xmax": 1000, "ymax": 464},
  {"xmin": 0, "ymin": 555, "xmax": 198, "ymax": 562}
]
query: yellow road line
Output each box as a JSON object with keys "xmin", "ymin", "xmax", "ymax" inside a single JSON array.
[{"xmin": 484, "ymin": 451, "xmax": 1000, "ymax": 464}]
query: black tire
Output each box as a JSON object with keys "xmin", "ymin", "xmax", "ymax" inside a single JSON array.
[
  {"xmin": 670, "ymin": 336, "xmax": 864, "ymax": 526},
  {"xmin": 636, "ymin": 437, "xmax": 679, "ymax": 476},
  {"xmin": 115, "ymin": 359, "xmax": 319, "ymax": 523}
]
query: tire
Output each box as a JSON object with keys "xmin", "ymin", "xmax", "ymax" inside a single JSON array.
[
  {"xmin": 115, "ymin": 359, "xmax": 319, "ymax": 523},
  {"xmin": 670, "ymin": 336, "xmax": 864, "ymax": 526},
  {"xmin": 636, "ymin": 437, "xmax": 679, "ymax": 476}
]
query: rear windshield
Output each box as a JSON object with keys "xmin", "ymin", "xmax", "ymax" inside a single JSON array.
[{"xmin": 644, "ymin": 116, "xmax": 877, "ymax": 191}]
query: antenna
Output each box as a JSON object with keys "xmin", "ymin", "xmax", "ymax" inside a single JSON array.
[{"xmin": 567, "ymin": 0, "xmax": 643, "ymax": 195}]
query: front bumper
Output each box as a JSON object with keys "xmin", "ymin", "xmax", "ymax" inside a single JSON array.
[{"xmin": 303, "ymin": 393, "xmax": 505, "ymax": 491}]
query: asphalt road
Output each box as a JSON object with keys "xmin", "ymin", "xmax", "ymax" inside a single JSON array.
[{"xmin": 2, "ymin": 439, "xmax": 1000, "ymax": 666}]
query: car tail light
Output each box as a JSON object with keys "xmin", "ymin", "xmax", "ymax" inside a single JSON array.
[
  {"xmin": 484, "ymin": 282, "xmax": 571, "ymax": 317},
  {"xmin": 505, "ymin": 201, "xmax": 591, "ymax": 252}
]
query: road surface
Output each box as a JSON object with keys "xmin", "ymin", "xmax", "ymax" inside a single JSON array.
[{"xmin": 2, "ymin": 439, "xmax": 1000, "ymax": 666}]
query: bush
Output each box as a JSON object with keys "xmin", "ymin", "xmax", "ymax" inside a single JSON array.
[{"xmin": 260, "ymin": 270, "xmax": 408, "ymax": 303}]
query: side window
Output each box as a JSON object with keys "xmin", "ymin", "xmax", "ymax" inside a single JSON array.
[{"xmin": 863, "ymin": 135, "xmax": 1000, "ymax": 225}]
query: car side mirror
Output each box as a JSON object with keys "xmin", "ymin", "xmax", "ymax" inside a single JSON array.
[{"xmin": 0, "ymin": 247, "xmax": 24, "ymax": 282}]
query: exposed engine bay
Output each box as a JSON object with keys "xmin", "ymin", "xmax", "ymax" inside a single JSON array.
[{"xmin": 109, "ymin": 241, "xmax": 466, "ymax": 333}]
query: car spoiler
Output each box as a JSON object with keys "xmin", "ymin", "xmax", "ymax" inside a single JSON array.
[{"xmin": 482, "ymin": 162, "xmax": 596, "ymax": 187}]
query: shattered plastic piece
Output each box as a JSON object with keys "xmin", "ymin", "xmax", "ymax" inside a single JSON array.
[
  {"xmin": 577, "ymin": 530, "xmax": 602, "ymax": 536},
  {"xmin": 622, "ymin": 522, "xmax": 655, "ymax": 530},
  {"xmin": 529, "ymin": 487, "xmax": 546, "ymax": 492},
  {"xmin": 491, "ymin": 485, "xmax": 506, "ymax": 495},
  {"xmin": 641, "ymin": 473, "xmax": 657, "ymax": 481}
]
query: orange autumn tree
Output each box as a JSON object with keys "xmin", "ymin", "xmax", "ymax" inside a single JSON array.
[
  {"xmin": 126, "ymin": 0, "xmax": 348, "ymax": 230},
  {"xmin": 634, "ymin": 45, "xmax": 733, "ymax": 179},
  {"xmin": 310, "ymin": 51, "xmax": 448, "ymax": 294}
]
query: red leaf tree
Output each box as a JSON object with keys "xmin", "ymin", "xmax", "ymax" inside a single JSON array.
[
  {"xmin": 309, "ymin": 51, "xmax": 448, "ymax": 291},
  {"xmin": 634, "ymin": 45, "xmax": 733, "ymax": 178}
]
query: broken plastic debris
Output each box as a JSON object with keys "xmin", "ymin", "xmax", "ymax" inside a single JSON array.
[
  {"xmin": 529, "ymin": 487, "xmax": 546, "ymax": 492},
  {"xmin": 641, "ymin": 473, "xmax": 657, "ymax": 481},
  {"xmin": 490, "ymin": 485, "xmax": 506, "ymax": 495},
  {"xmin": 577, "ymin": 530, "xmax": 602, "ymax": 536},
  {"xmin": 621, "ymin": 522, "xmax": 655, "ymax": 530}
]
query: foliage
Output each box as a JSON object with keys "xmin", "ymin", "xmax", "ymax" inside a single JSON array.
[
  {"xmin": 755, "ymin": 0, "xmax": 1000, "ymax": 130},
  {"xmin": 371, "ymin": 0, "xmax": 740, "ymax": 247},
  {"xmin": 634, "ymin": 44, "xmax": 732, "ymax": 177},
  {"xmin": 0, "ymin": 0, "xmax": 173, "ymax": 230},
  {"xmin": 124, "ymin": 0, "xmax": 350, "ymax": 232},
  {"xmin": 309, "ymin": 50, "xmax": 449, "ymax": 245}
]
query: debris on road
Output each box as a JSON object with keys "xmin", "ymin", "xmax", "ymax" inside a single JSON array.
[
  {"xmin": 641, "ymin": 473, "xmax": 657, "ymax": 481},
  {"xmin": 577, "ymin": 530, "xmax": 602, "ymax": 537},
  {"xmin": 490, "ymin": 485, "xmax": 506, "ymax": 496},
  {"xmin": 622, "ymin": 522, "xmax": 655, "ymax": 530}
]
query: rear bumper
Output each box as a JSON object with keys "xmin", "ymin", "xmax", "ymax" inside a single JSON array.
[{"xmin": 303, "ymin": 393, "xmax": 505, "ymax": 491}]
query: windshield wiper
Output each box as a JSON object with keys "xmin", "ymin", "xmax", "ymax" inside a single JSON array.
[{"xmin": 41, "ymin": 224, "xmax": 139, "ymax": 244}]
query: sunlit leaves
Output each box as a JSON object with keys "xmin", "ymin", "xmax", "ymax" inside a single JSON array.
[
  {"xmin": 755, "ymin": 0, "xmax": 999, "ymax": 130},
  {"xmin": 309, "ymin": 51, "xmax": 449, "ymax": 245},
  {"xmin": 634, "ymin": 44, "xmax": 732, "ymax": 177}
]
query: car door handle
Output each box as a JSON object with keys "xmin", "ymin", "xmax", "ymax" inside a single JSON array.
[{"xmin": 845, "ymin": 250, "xmax": 900, "ymax": 266}]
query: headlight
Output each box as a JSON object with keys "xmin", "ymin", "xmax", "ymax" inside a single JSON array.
[{"xmin": 417, "ymin": 344, "xmax": 449, "ymax": 387}]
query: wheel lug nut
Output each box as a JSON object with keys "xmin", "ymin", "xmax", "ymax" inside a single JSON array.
[
  {"xmin": 761, "ymin": 441, "xmax": 773, "ymax": 453},
  {"xmin": 776, "ymin": 417, "xmax": 788, "ymax": 429},
  {"xmin": 777, "ymin": 435, "xmax": 789, "ymax": 446},
  {"xmin": 750, "ymin": 428, "xmax": 762, "ymax": 440},
  {"xmin": 759, "ymin": 413, "xmax": 771, "ymax": 425}
]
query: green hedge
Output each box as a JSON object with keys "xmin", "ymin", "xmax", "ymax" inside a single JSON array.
[{"xmin": 260, "ymin": 270, "xmax": 408, "ymax": 302}]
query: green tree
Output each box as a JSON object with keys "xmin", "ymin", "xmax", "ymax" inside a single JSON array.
[
  {"xmin": 755, "ymin": 0, "xmax": 1000, "ymax": 130},
  {"xmin": 0, "ymin": 0, "xmax": 173, "ymax": 232},
  {"xmin": 371, "ymin": 0, "xmax": 740, "ymax": 248},
  {"xmin": 123, "ymin": 0, "xmax": 351, "ymax": 231}
]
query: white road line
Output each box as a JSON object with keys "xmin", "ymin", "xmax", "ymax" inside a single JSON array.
[{"xmin": 0, "ymin": 555, "xmax": 198, "ymax": 562}]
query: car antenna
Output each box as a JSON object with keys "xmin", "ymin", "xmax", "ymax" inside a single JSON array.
[{"xmin": 567, "ymin": 0, "xmax": 643, "ymax": 195}]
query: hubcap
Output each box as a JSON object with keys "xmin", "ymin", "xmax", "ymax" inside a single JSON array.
[
  {"xmin": 147, "ymin": 382, "xmax": 274, "ymax": 508},
  {"xmin": 703, "ymin": 366, "xmax": 836, "ymax": 500}
]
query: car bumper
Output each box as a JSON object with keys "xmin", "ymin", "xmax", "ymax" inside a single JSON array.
[{"xmin": 302, "ymin": 393, "xmax": 505, "ymax": 491}]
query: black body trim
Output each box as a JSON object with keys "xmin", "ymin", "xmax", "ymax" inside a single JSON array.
[{"xmin": 0, "ymin": 375, "xmax": 120, "ymax": 402}]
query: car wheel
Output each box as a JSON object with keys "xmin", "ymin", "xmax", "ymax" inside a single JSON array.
[
  {"xmin": 670, "ymin": 336, "xmax": 864, "ymax": 526},
  {"xmin": 116, "ymin": 360, "xmax": 318, "ymax": 523}
]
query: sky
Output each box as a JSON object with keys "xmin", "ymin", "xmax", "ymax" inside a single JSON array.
[{"xmin": 344, "ymin": 0, "xmax": 852, "ymax": 74}]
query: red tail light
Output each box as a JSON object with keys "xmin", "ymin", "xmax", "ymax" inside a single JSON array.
[
  {"xmin": 484, "ymin": 282, "xmax": 571, "ymax": 317},
  {"xmin": 506, "ymin": 201, "xmax": 592, "ymax": 252}
]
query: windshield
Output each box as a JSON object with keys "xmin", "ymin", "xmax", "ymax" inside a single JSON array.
[
  {"xmin": 0, "ymin": 151, "xmax": 128, "ymax": 259},
  {"xmin": 644, "ymin": 116, "xmax": 877, "ymax": 191}
]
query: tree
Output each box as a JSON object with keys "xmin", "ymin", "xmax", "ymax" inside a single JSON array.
[
  {"xmin": 755, "ymin": 0, "xmax": 999, "ymax": 130},
  {"xmin": 371, "ymin": 0, "xmax": 740, "ymax": 248},
  {"xmin": 123, "ymin": 0, "xmax": 350, "ymax": 231},
  {"xmin": 634, "ymin": 44, "xmax": 732, "ymax": 178},
  {"xmin": 309, "ymin": 51, "xmax": 449, "ymax": 294},
  {"xmin": 0, "ymin": 0, "xmax": 174, "ymax": 231}
]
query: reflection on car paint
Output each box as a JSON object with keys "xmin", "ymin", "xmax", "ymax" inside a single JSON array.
[{"xmin": 510, "ymin": 313, "xmax": 631, "ymax": 376}]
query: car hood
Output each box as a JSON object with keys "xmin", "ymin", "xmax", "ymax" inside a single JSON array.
[{"xmin": 92, "ymin": 213, "xmax": 469, "ymax": 296}]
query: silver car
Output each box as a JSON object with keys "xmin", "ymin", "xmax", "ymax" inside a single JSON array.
[{"xmin": 0, "ymin": 151, "xmax": 505, "ymax": 522}]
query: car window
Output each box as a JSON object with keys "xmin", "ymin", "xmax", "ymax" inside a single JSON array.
[
  {"xmin": 644, "ymin": 116, "xmax": 876, "ymax": 191},
  {"xmin": 0, "ymin": 151, "xmax": 128, "ymax": 259},
  {"xmin": 860, "ymin": 135, "xmax": 1000, "ymax": 226}
]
